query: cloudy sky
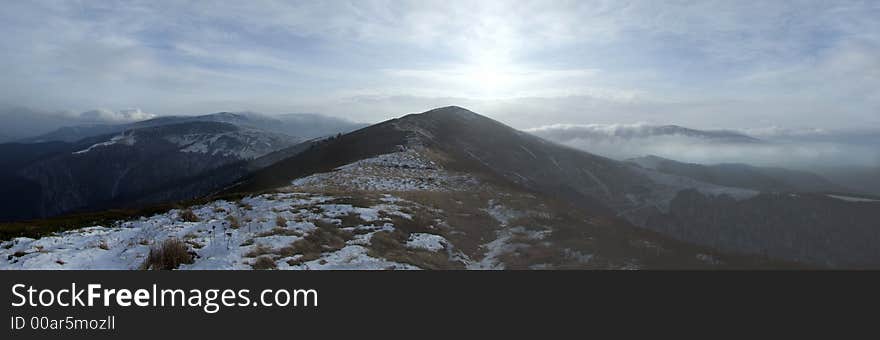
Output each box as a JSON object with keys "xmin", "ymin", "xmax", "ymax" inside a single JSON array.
[{"xmin": 1, "ymin": 0, "xmax": 878, "ymax": 129}]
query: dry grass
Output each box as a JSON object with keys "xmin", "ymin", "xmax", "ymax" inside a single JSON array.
[
  {"xmin": 337, "ymin": 212, "xmax": 365, "ymax": 228},
  {"xmin": 141, "ymin": 238, "xmax": 194, "ymax": 270},
  {"xmin": 256, "ymin": 228, "xmax": 302, "ymax": 237},
  {"xmin": 381, "ymin": 213, "xmax": 437, "ymax": 234},
  {"xmin": 178, "ymin": 209, "xmax": 200, "ymax": 222},
  {"xmin": 366, "ymin": 231, "xmax": 459, "ymax": 270},
  {"xmin": 275, "ymin": 215, "xmax": 288, "ymax": 228},
  {"xmin": 252, "ymin": 256, "xmax": 277, "ymax": 270},
  {"xmin": 226, "ymin": 215, "xmax": 241, "ymax": 229},
  {"xmin": 328, "ymin": 195, "xmax": 378, "ymax": 208},
  {"xmin": 283, "ymin": 221, "xmax": 352, "ymax": 265},
  {"xmin": 244, "ymin": 244, "xmax": 274, "ymax": 258}
]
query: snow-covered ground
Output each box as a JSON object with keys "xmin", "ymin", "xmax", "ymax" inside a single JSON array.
[
  {"xmin": 289, "ymin": 148, "xmax": 480, "ymax": 192},
  {"xmin": 469, "ymin": 200, "xmax": 542, "ymax": 270},
  {"xmin": 0, "ymin": 192, "xmax": 450, "ymax": 270}
]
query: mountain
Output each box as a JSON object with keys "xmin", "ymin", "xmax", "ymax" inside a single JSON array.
[
  {"xmin": 23, "ymin": 111, "xmax": 365, "ymax": 143},
  {"xmin": 627, "ymin": 155, "xmax": 847, "ymax": 193},
  {"xmin": 0, "ymin": 107, "xmax": 791, "ymax": 270},
  {"xmin": 0, "ymin": 121, "xmax": 304, "ymax": 221},
  {"xmin": 3, "ymin": 106, "xmax": 878, "ymax": 269},
  {"xmin": 230, "ymin": 107, "xmax": 880, "ymax": 268},
  {"xmin": 19, "ymin": 124, "xmax": 122, "ymax": 143}
]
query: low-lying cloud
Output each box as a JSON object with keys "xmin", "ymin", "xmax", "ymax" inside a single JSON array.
[
  {"xmin": 77, "ymin": 108, "xmax": 156, "ymax": 123},
  {"xmin": 0, "ymin": 106, "xmax": 156, "ymax": 141},
  {"xmin": 527, "ymin": 123, "xmax": 880, "ymax": 169}
]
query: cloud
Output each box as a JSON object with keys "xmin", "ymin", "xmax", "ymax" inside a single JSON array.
[
  {"xmin": 0, "ymin": 1, "xmax": 877, "ymax": 131},
  {"xmin": 527, "ymin": 123, "xmax": 880, "ymax": 169},
  {"xmin": 77, "ymin": 108, "xmax": 156, "ymax": 122},
  {"xmin": 0, "ymin": 106, "xmax": 156, "ymax": 141}
]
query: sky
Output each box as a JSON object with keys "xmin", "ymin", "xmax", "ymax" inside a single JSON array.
[{"xmin": 1, "ymin": 0, "xmax": 879, "ymax": 130}]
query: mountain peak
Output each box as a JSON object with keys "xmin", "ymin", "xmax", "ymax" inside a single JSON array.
[{"xmin": 417, "ymin": 106, "xmax": 481, "ymax": 119}]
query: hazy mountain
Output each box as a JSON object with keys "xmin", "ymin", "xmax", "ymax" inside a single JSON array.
[
  {"xmin": 0, "ymin": 106, "xmax": 155, "ymax": 142},
  {"xmin": 19, "ymin": 124, "xmax": 123, "ymax": 143},
  {"xmin": 0, "ymin": 107, "xmax": 84, "ymax": 141},
  {"xmin": 24, "ymin": 111, "xmax": 366, "ymax": 143},
  {"xmin": 0, "ymin": 121, "xmax": 302, "ymax": 221},
  {"xmin": 627, "ymin": 155, "xmax": 848, "ymax": 193}
]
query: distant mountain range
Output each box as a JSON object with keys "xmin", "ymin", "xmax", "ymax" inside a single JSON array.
[
  {"xmin": 21, "ymin": 111, "xmax": 366, "ymax": 143},
  {"xmin": 0, "ymin": 112, "xmax": 363, "ymax": 221}
]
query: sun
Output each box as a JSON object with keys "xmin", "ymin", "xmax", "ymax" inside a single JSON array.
[
  {"xmin": 470, "ymin": 67, "xmax": 508, "ymax": 92},
  {"xmin": 461, "ymin": 60, "xmax": 519, "ymax": 97}
]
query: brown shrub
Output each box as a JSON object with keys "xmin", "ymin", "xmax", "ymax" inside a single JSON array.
[{"xmin": 141, "ymin": 238, "xmax": 194, "ymax": 270}]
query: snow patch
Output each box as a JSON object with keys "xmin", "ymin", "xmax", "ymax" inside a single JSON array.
[
  {"xmin": 290, "ymin": 149, "xmax": 479, "ymax": 192},
  {"xmin": 405, "ymin": 233, "xmax": 448, "ymax": 252},
  {"xmin": 73, "ymin": 133, "xmax": 136, "ymax": 154}
]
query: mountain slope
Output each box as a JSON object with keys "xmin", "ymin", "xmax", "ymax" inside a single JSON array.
[{"xmin": 233, "ymin": 106, "xmax": 654, "ymax": 213}]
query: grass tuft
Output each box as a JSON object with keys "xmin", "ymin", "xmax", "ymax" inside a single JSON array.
[{"xmin": 141, "ymin": 238, "xmax": 194, "ymax": 270}]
